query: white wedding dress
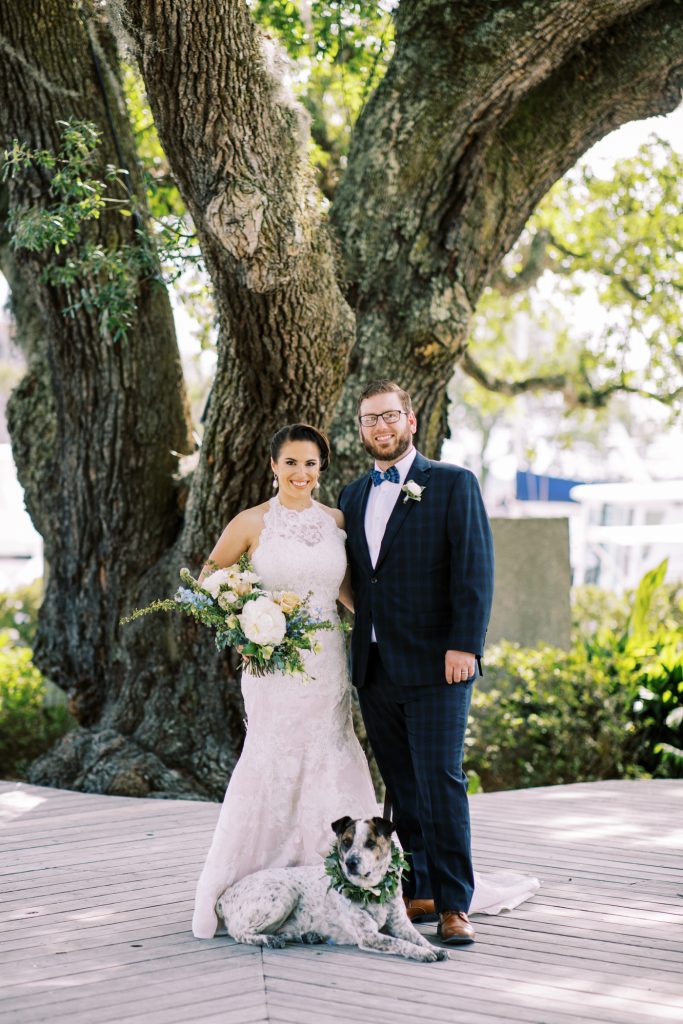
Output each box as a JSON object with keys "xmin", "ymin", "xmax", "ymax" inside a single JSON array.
[{"xmin": 191, "ymin": 496, "xmax": 539, "ymax": 939}]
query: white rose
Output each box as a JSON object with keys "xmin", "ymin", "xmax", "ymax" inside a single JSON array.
[
  {"xmin": 238, "ymin": 596, "xmax": 287, "ymax": 646},
  {"xmin": 218, "ymin": 590, "xmax": 238, "ymax": 610},
  {"xmin": 202, "ymin": 569, "xmax": 232, "ymax": 598},
  {"xmin": 405, "ymin": 481, "xmax": 422, "ymax": 495}
]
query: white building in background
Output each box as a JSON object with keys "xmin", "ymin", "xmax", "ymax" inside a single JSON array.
[
  {"xmin": 0, "ymin": 297, "xmax": 24, "ymax": 446},
  {"xmin": 0, "ymin": 443, "xmax": 43, "ymax": 589},
  {"xmin": 570, "ymin": 480, "xmax": 683, "ymax": 591}
]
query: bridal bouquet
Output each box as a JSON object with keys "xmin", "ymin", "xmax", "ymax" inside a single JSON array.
[{"xmin": 121, "ymin": 556, "xmax": 334, "ymax": 681}]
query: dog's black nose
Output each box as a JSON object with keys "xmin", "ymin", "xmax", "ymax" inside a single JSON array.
[{"xmin": 345, "ymin": 856, "xmax": 360, "ymax": 874}]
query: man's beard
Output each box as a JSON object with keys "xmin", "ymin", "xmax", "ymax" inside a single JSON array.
[{"xmin": 362, "ymin": 429, "xmax": 413, "ymax": 464}]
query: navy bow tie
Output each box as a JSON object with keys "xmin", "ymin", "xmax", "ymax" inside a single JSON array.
[{"xmin": 371, "ymin": 466, "xmax": 400, "ymax": 487}]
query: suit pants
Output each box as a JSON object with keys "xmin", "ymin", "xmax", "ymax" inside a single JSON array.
[{"xmin": 358, "ymin": 644, "xmax": 474, "ymax": 913}]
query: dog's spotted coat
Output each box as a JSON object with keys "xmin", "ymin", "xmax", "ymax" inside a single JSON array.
[{"xmin": 218, "ymin": 817, "xmax": 448, "ymax": 962}]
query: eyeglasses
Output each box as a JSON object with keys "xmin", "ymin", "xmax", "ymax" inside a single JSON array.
[{"xmin": 358, "ymin": 409, "xmax": 406, "ymax": 427}]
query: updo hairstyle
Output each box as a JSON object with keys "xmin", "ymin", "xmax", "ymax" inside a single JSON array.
[{"xmin": 270, "ymin": 423, "xmax": 331, "ymax": 472}]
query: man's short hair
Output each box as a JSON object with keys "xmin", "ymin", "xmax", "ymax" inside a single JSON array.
[{"xmin": 357, "ymin": 379, "xmax": 413, "ymax": 417}]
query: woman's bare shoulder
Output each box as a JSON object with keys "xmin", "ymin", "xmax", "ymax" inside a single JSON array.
[
  {"xmin": 215, "ymin": 501, "xmax": 269, "ymax": 542},
  {"xmin": 318, "ymin": 502, "xmax": 345, "ymax": 530},
  {"xmin": 237, "ymin": 500, "xmax": 270, "ymax": 525}
]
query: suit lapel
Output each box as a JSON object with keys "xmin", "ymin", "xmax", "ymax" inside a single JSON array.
[{"xmin": 374, "ymin": 451, "xmax": 431, "ymax": 571}]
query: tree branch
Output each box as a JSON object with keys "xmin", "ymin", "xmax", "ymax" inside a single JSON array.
[
  {"xmin": 469, "ymin": 0, "xmax": 683, "ymax": 285},
  {"xmin": 460, "ymin": 350, "xmax": 683, "ymax": 408},
  {"xmin": 491, "ymin": 229, "xmax": 553, "ymax": 296}
]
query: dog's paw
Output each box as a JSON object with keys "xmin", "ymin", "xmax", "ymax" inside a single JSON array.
[
  {"xmin": 263, "ymin": 934, "xmax": 286, "ymax": 949},
  {"xmin": 301, "ymin": 931, "xmax": 325, "ymax": 945},
  {"xmin": 416, "ymin": 946, "xmax": 449, "ymax": 962}
]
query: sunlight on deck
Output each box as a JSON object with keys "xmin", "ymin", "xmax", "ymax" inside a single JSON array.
[{"xmin": 0, "ymin": 789, "xmax": 45, "ymax": 822}]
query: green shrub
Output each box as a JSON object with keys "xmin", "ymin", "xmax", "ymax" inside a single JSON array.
[
  {"xmin": 466, "ymin": 642, "xmax": 642, "ymax": 791},
  {"xmin": 0, "ymin": 579, "xmax": 43, "ymax": 647},
  {"xmin": 468, "ymin": 561, "xmax": 683, "ymax": 790},
  {"xmin": 0, "ymin": 632, "xmax": 74, "ymax": 779},
  {"xmin": 581, "ymin": 561, "xmax": 683, "ymax": 778}
]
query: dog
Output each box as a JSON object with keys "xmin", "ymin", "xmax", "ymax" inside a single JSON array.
[{"xmin": 218, "ymin": 816, "xmax": 449, "ymax": 962}]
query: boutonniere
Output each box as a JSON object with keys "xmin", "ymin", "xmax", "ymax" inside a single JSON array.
[{"xmin": 401, "ymin": 481, "xmax": 425, "ymax": 504}]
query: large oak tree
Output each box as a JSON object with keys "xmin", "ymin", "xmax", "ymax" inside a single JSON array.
[{"xmin": 1, "ymin": 0, "xmax": 682, "ymax": 797}]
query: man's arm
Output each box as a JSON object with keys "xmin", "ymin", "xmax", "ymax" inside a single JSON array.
[{"xmin": 446, "ymin": 469, "xmax": 494, "ymax": 659}]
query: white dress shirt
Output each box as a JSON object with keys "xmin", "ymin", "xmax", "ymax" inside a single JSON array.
[{"xmin": 364, "ymin": 447, "xmax": 416, "ymax": 641}]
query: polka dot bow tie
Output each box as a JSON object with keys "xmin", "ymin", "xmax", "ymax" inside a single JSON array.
[{"xmin": 371, "ymin": 466, "xmax": 400, "ymax": 486}]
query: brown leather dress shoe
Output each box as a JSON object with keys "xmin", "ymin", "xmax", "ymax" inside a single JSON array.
[
  {"xmin": 403, "ymin": 897, "xmax": 438, "ymax": 923},
  {"xmin": 438, "ymin": 911, "xmax": 476, "ymax": 945}
]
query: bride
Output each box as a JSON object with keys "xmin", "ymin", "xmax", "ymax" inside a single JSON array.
[{"xmin": 192, "ymin": 423, "xmax": 538, "ymax": 940}]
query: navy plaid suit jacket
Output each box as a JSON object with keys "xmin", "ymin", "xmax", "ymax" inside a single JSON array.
[{"xmin": 338, "ymin": 451, "xmax": 494, "ymax": 689}]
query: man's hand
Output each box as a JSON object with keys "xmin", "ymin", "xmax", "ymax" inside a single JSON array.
[{"xmin": 445, "ymin": 650, "xmax": 476, "ymax": 684}]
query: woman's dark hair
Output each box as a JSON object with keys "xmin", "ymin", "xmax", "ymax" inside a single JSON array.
[{"xmin": 270, "ymin": 423, "xmax": 331, "ymax": 472}]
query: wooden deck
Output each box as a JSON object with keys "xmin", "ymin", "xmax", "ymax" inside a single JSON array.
[{"xmin": 1, "ymin": 778, "xmax": 682, "ymax": 1024}]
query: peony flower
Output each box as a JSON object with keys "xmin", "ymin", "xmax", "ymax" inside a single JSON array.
[
  {"xmin": 202, "ymin": 569, "xmax": 233, "ymax": 598},
  {"xmin": 276, "ymin": 591, "xmax": 302, "ymax": 614},
  {"xmin": 238, "ymin": 596, "xmax": 287, "ymax": 646}
]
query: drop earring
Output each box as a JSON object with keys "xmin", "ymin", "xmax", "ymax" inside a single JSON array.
[{"xmin": 272, "ymin": 475, "xmax": 279, "ymax": 490}]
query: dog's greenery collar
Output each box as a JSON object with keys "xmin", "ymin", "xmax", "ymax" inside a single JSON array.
[{"xmin": 324, "ymin": 840, "xmax": 409, "ymax": 907}]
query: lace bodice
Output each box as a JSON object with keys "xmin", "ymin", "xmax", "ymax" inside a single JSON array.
[{"xmin": 251, "ymin": 497, "xmax": 347, "ymax": 619}]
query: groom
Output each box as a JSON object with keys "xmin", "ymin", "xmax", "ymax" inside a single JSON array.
[{"xmin": 338, "ymin": 379, "xmax": 494, "ymax": 945}]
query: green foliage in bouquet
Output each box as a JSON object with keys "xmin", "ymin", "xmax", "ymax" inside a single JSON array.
[{"xmin": 121, "ymin": 555, "xmax": 336, "ymax": 682}]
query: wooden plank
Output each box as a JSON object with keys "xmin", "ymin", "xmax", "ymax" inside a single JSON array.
[
  {"xmin": 0, "ymin": 937, "xmax": 250, "ymax": 988},
  {"xmin": 0, "ymin": 952, "xmax": 257, "ymax": 1014},
  {"xmin": 2, "ymin": 778, "xmax": 683, "ymax": 1024},
  {"xmin": 263, "ymin": 973, "xmax": 648, "ymax": 1024},
  {"xmin": 265, "ymin": 944, "xmax": 683, "ymax": 1009},
  {"xmin": 6, "ymin": 964, "xmax": 263, "ymax": 1024}
]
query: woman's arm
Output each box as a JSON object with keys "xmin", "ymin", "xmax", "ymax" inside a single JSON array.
[
  {"xmin": 198, "ymin": 508, "xmax": 260, "ymax": 584},
  {"xmin": 338, "ymin": 564, "xmax": 355, "ymax": 613},
  {"xmin": 323, "ymin": 506, "xmax": 355, "ymax": 612}
]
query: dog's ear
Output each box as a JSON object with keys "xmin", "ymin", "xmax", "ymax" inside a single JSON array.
[
  {"xmin": 371, "ymin": 816, "xmax": 396, "ymax": 838},
  {"xmin": 331, "ymin": 816, "xmax": 354, "ymax": 836}
]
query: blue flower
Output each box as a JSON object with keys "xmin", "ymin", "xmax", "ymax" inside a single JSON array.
[{"xmin": 175, "ymin": 587, "xmax": 212, "ymax": 609}]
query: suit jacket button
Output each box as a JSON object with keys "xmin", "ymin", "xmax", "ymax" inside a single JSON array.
[{"xmin": 370, "ymin": 577, "xmax": 378, "ymax": 584}]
